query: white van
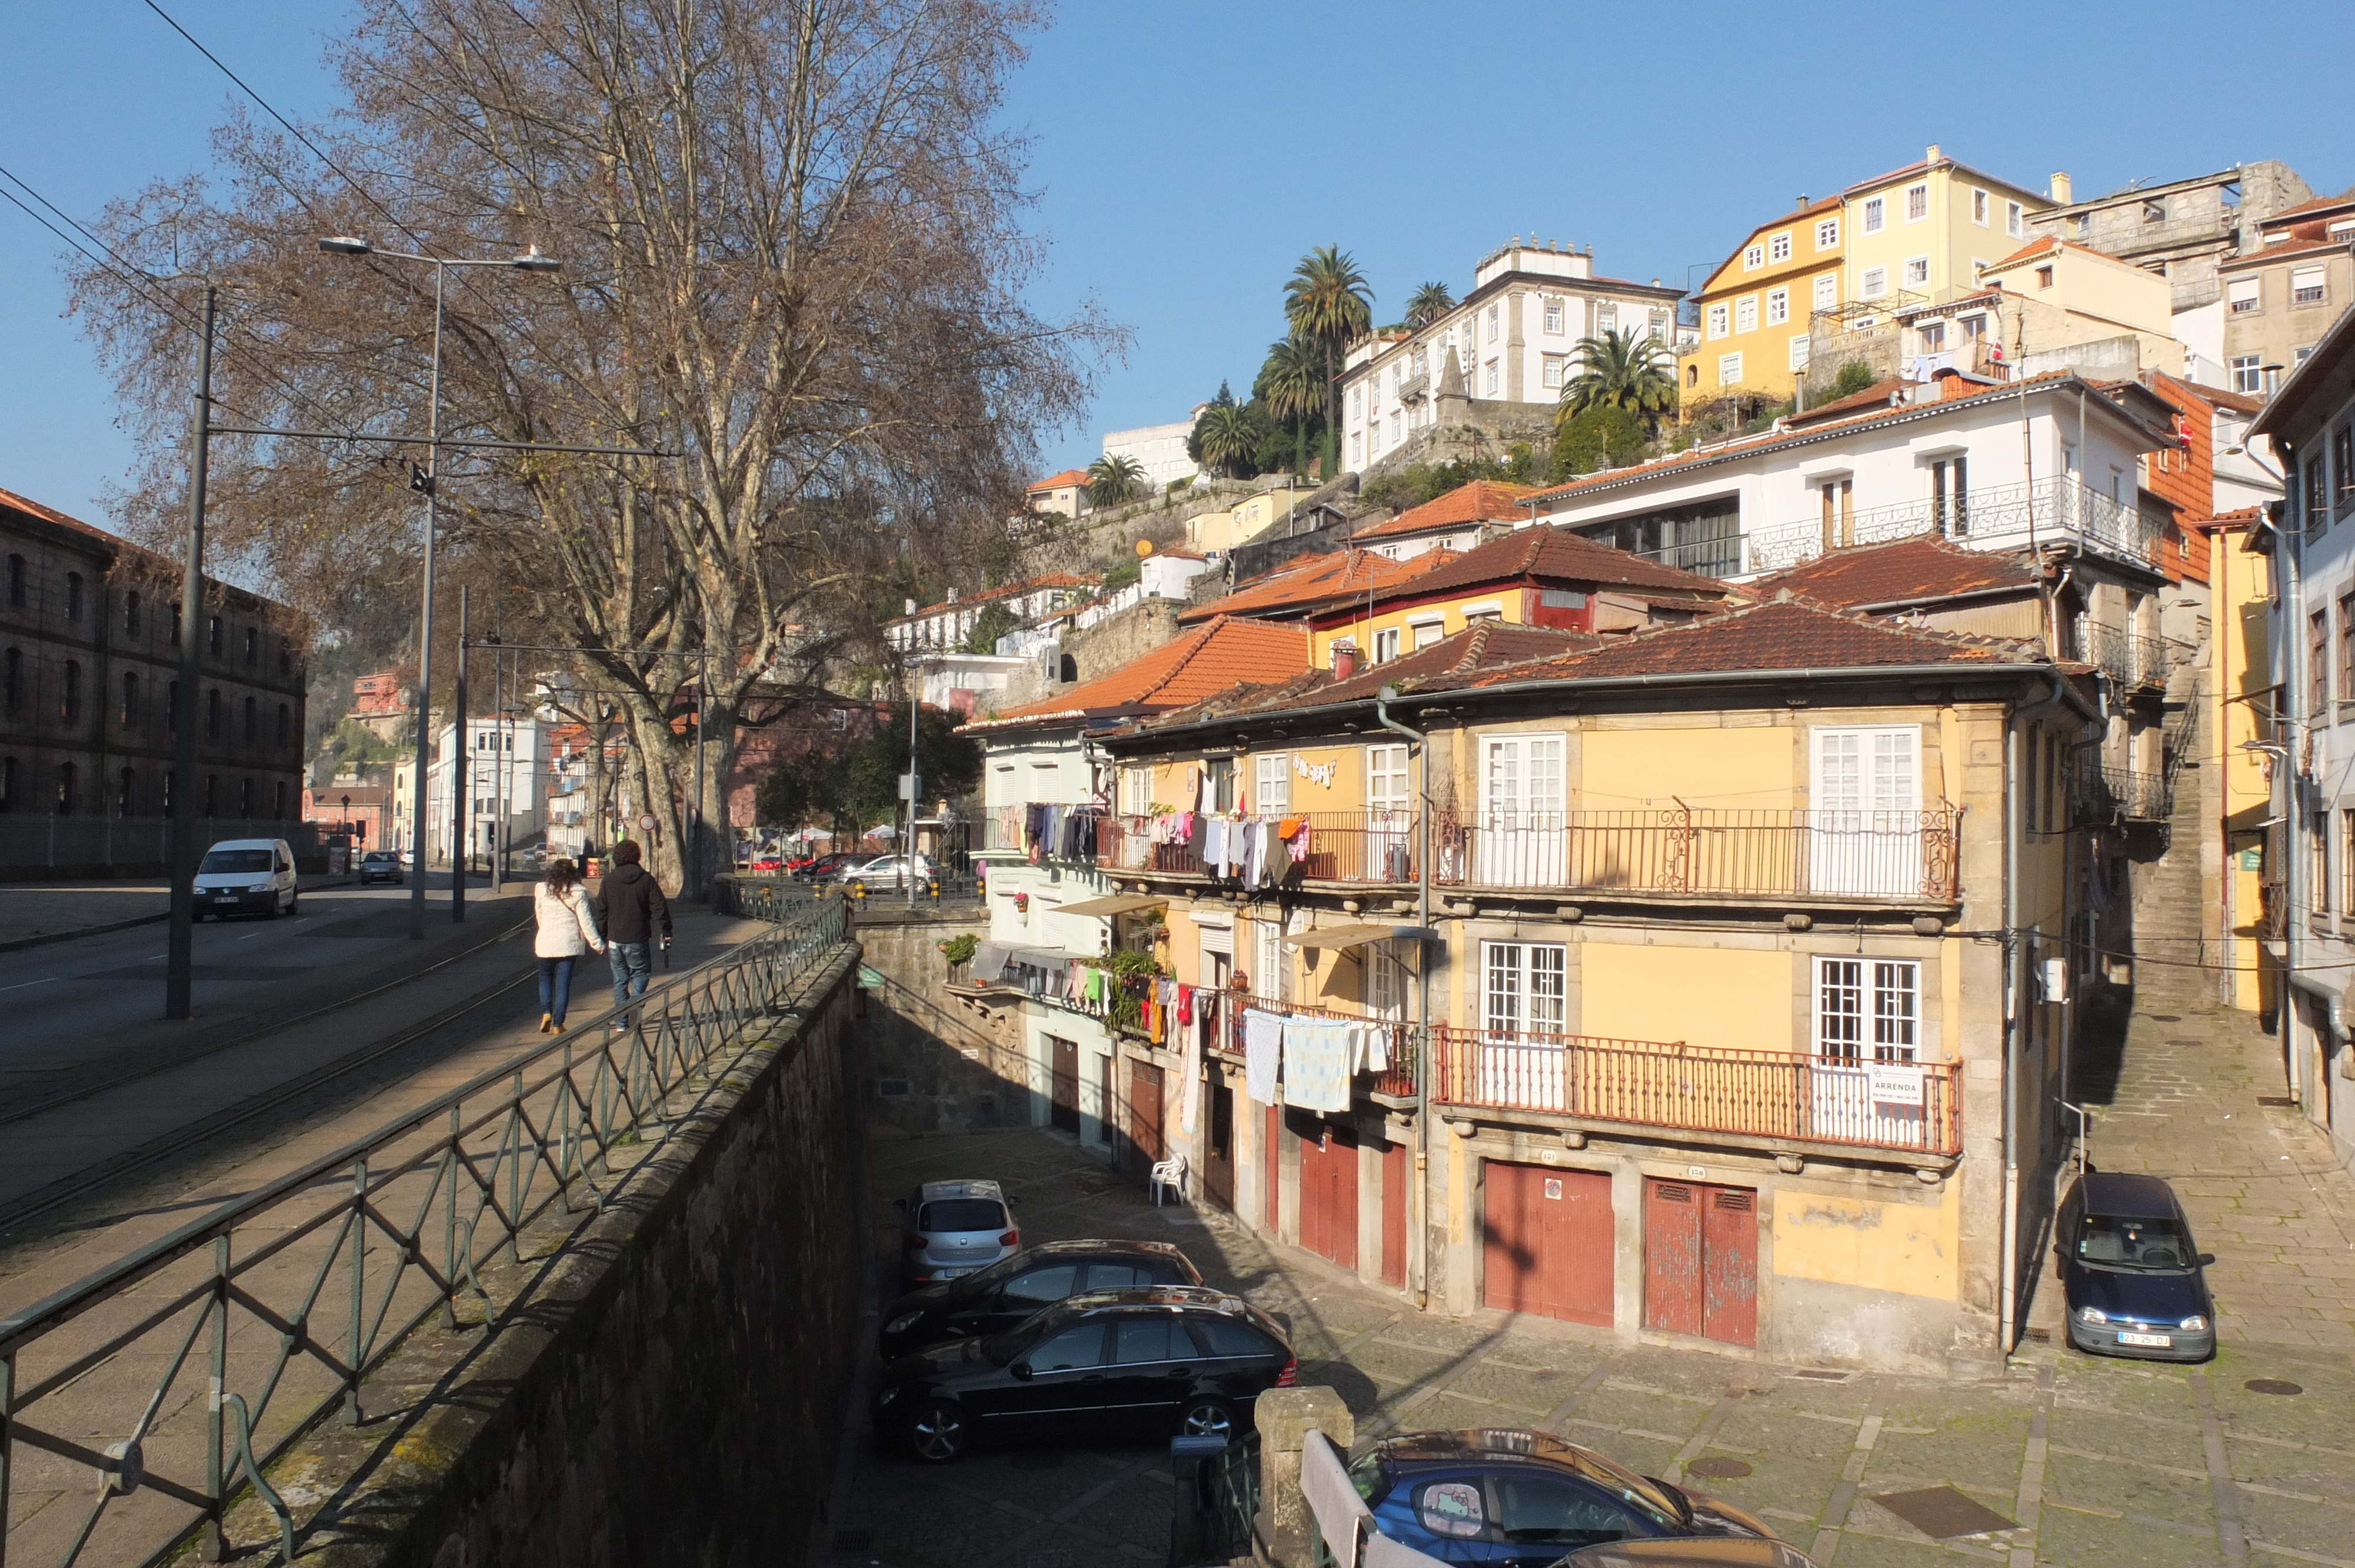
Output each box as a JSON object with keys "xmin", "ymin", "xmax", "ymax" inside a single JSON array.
[{"xmin": 193, "ymin": 838, "xmax": 300, "ymax": 920}]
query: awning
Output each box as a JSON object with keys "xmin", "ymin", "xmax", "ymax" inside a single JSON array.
[
  {"xmin": 1056, "ymin": 893, "xmax": 1168, "ymax": 918},
  {"xmin": 1283, "ymin": 923, "xmax": 1438, "ymax": 950}
]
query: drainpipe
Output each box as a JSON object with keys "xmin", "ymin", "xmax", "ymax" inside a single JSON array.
[
  {"xmin": 1376, "ymin": 684, "xmax": 1434, "ymax": 1310},
  {"xmin": 2001, "ymin": 673, "xmax": 2069, "ymax": 1363}
]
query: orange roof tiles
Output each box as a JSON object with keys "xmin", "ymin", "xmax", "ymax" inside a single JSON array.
[
  {"xmin": 1350, "ymin": 480, "xmax": 1541, "ymax": 541},
  {"xmin": 1788, "ymin": 378, "xmax": 1911, "ymax": 426},
  {"xmin": 964, "ymin": 617, "xmax": 1311, "ymax": 729},
  {"xmin": 1177, "ymin": 547, "xmax": 1456, "ymax": 625},
  {"xmin": 1404, "ymin": 523, "xmax": 1729, "ymax": 599},
  {"xmin": 1136, "ymin": 623, "xmax": 1601, "ymax": 729},
  {"xmin": 1467, "ymin": 598, "xmax": 2015, "ymax": 685},
  {"xmin": 1748, "ymin": 534, "xmax": 2040, "ymax": 609},
  {"xmin": 2260, "ymin": 190, "xmax": 2355, "ymax": 226},
  {"xmin": 1026, "ymin": 469, "xmax": 1089, "ymax": 492},
  {"xmin": 2223, "ymin": 234, "xmax": 2355, "ymax": 265}
]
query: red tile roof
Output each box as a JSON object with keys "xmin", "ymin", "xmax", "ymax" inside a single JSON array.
[
  {"xmin": 1350, "ymin": 480, "xmax": 1542, "ymax": 541},
  {"xmin": 2220, "ymin": 234, "xmax": 2355, "ymax": 267},
  {"xmin": 895, "ymin": 572, "xmax": 1102, "ymax": 623},
  {"xmin": 1027, "ymin": 469, "xmax": 1089, "ymax": 492},
  {"xmin": 0, "ymin": 484, "xmax": 125, "ymax": 550},
  {"xmin": 1177, "ymin": 547, "xmax": 1457, "ymax": 625},
  {"xmin": 1788, "ymin": 378, "xmax": 1911, "ymax": 426},
  {"xmin": 963, "ymin": 617, "xmax": 1311, "ymax": 730},
  {"xmin": 2184, "ymin": 382, "xmax": 2265, "ymax": 416},
  {"xmin": 1136, "ymin": 622, "xmax": 1601, "ymax": 727},
  {"xmin": 1400, "ymin": 523, "xmax": 1729, "ymax": 599},
  {"xmin": 1468, "ymin": 597, "xmax": 2017, "ymax": 685},
  {"xmin": 2260, "ymin": 190, "xmax": 2355, "ymax": 226},
  {"xmin": 1749, "ymin": 534, "xmax": 2040, "ymax": 609},
  {"xmin": 1986, "ymin": 236, "xmax": 2063, "ymax": 268}
]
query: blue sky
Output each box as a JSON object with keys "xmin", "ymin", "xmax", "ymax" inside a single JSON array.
[{"xmin": 5, "ymin": 1, "xmax": 2351, "ymax": 531}]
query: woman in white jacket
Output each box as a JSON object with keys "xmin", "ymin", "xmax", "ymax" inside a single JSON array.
[{"xmin": 533, "ymin": 858, "xmax": 606, "ymax": 1032}]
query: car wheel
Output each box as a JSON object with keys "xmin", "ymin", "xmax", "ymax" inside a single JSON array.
[
  {"xmin": 1177, "ymin": 1397, "xmax": 1235, "ymax": 1441},
  {"xmin": 905, "ymin": 1401, "xmax": 968, "ymax": 1463},
  {"xmin": 284, "ymin": 892, "xmax": 299, "ymax": 916}
]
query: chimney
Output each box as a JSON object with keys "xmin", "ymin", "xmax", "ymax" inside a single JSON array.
[
  {"xmin": 2049, "ymin": 171, "xmax": 2072, "ymax": 204},
  {"xmin": 1926, "ymin": 142, "xmax": 1942, "ymax": 164},
  {"xmin": 1936, "ymin": 370, "xmax": 1974, "ymax": 401},
  {"xmin": 1796, "ymin": 193, "xmax": 1809, "ymax": 210},
  {"xmin": 1331, "ymin": 644, "xmax": 1358, "ymax": 680}
]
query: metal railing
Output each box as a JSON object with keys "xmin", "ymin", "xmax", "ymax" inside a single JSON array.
[
  {"xmin": 2072, "ymin": 624, "xmax": 2192, "ymax": 689},
  {"xmin": 0, "ymin": 816, "xmax": 321, "ymax": 871},
  {"xmin": 1432, "ymin": 806, "xmax": 1962, "ymax": 902},
  {"xmin": 2074, "ymin": 763, "xmax": 2172, "ymax": 822},
  {"xmin": 1220, "ymin": 991, "xmax": 1417, "ymax": 1099},
  {"xmin": 1428, "ymin": 1025, "xmax": 1963, "ymax": 1155},
  {"xmin": 1644, "ymin": 477, "xmax": 2169, "ymax": 579},
  {"xmin": 0, "ymin": 899, "xmax": 852, "ymax": 1568},
  {"xmin": 981, "ymin": 805, "xmax": 1113, "ymax": 861}
]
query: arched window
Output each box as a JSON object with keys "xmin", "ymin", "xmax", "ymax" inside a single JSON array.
[
  {"xmin": 243, "ymin": 626, "xmax": 258, "ymax": 666},
  {"xmin": 207, "ymin": 615, "xmax": 223, "ymax": 656},
  {"xmin": 207, "ymin": 687, "xmax": 222, "ymax": 739},
  {"xmin": 1, "ymin": 646, "xmax": 18, "ymax": 714},
  {"xmin": 279, "ymin": 639, "xmax": 293, "ymax": 676},
  {"xmin": 0, "ymin": 754, "xmax": 14, "ymax": 811},
  {"xmin": 242, "ymin": 695, "xmax": 257, "ymax": 742},
  {"xmin": 124, "ymin": 590, "xmax": 141, "ymax": 637},
  {"xmin": 65, "ymin": 572, "xmax": 83, "ymax": 622},
  {"xmin": 56, "ymin": 761, "xmax": 76, "ymax": 816},
  {"xmin": 161, "ymin": 769, "xmax": 173, "ymax": 813},
  {"xmin": 170, "ymin": 603, "xmax": 183, "ymax": 645},
  {"xmin": 5, "ymin": 554, "xmax": 23, "ymax": 607},
  {"xmin": 238, "ymin": 776, "xmax": 253, "ymax": 816},
  {"xmin": 203, "ymin": 774, "xmax": 218, "ymax": 816},
  {"xmin": 61, "ymin": 660, "xmax": 81, "ymax": 723},
  {"xmin": 121, "ymin": 672, "xmax": 139, "ymax": 729},
  {"xmin": 167, "ymin": 680, "xmax": 178, "ymax": 735},
  {"xmin": 276, "ymin": 702, "xmax": 291, "ymax": 746},
  {"xmin": 118, "ymin": 767, "xmax": 134, "ymax": 816},
  {"xmin": 273, "ymin": 780, "xmax": 287, "ymax": 819}
]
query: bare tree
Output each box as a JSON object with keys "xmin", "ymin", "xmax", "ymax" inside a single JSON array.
[{"xmin": 71, "ymin": 0, "xmax": 1113, "ymax": 889}]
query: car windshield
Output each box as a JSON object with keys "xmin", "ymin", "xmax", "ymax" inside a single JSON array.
[
  {"xmin": 919, "ymin": 1198, "xmax": 1006, "ymax": 1232},
  {"xmin": 200, "ymin": 849, "xmax": 273, "ymax": 874},
  {"xmin": 2077, "ymin": 1212, "xmax": 2194, "ymax": 1271},
  {"xmin": 1553, "ymin": 1449, "xmax": 1687, "ymax": 1531},
  {"xmin": 364, "ymin": 852, "xmax": 396, "ymax": 863},
  {"xmin": 979, "ymin": 1311, "xmax": 1060, "ymax": 1366},
  {"xmin": 951, "ymin": 1251, "xmax": 1039, "ymax": 1295}
]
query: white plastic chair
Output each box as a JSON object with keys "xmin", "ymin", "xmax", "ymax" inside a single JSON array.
[{"xmin": 1149, "ymin": 1152, "xmax": 1188, "ymax": 1207}]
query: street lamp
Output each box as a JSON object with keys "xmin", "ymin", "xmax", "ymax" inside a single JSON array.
[{"xmin": 319, "ymin": 236, "xmax": 562, "ymax": 938}]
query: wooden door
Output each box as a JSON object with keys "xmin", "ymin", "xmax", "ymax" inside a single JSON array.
[
  {"xmin": 1204, "ymin": 1081, "xmax": 1235, "ymax": 1211},
  {"xmin": 1381, "ymin": 1139, "xmax": 1409, "ymax": 1289},
  {"xmin": 1701, "ymin": 1187, "xmax": 1759, "ymax": 1347},
  {"xmin": 1129, "ymin": 1061, "xmax": 1166, "ymax": 1179},
  {"xmin": 1296, "ymin": 1119, "xmax": 1359, "ymax": 1271},
  {"xmin": 1644, "ymin": 1178, "xmax": 1757, "ymax": 1347},
  {"xmin": 1482, "ymin": 1162, "xmax": 1612, "ymax": 1326},
  {"xmin": 1049, "ymin": 1037, "xmax": 1080, "ymax": 1134}
]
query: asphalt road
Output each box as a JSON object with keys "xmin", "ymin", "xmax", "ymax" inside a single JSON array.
[{"xmin": 0, "ymin": 872, "xmax": 495, "ymax": 1057}]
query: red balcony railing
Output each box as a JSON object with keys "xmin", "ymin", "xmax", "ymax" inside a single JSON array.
[
  {"xmin": 1428, "ymin": 1026, "xmax": 1961, "ymax": 1155},
  {"xmin": 1211, "ymin": 990, "xmax": 1418, "ymax": 1099},
  {"xmin": 1433, "ymin": 806, "xmax": 1961, "ymax": 903}
]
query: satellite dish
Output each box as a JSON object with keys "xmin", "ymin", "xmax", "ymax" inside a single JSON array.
[{"xmin": 1135, "ymin": 537, "xmax": 1155, "ymax": 558}]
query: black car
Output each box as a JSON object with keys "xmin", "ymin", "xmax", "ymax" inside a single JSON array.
[
  {"xmin": 2058, "ymin": 1170, "xmax": 2217, "ymax": 1361},
  {"xmin": 1350, "ymin": 1430, "xmax": 1782, "ymax": 1568},
  {"xmin": 878, "ymin": 1238, "xmax": 1203, "ymax": 1360},
  {"xmin": 1557, "ymin": 1540, "xmax": 1819, "ymax": 1568},
  {"xmin": 871, "ymin": 1286, "xmax": 1295, "ymax": 1463}
]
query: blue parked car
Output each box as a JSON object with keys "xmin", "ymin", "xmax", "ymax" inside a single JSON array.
[
  {"xmin": 1347, "ymin": 1430, "xmax": 1782, "ymax": 1568},
  {"xmin": 2058, "ymin": 1170, "xmax": 2217, "ymax": 1361}
]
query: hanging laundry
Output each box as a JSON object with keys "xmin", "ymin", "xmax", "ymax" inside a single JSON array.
[
  {"xmin": 1243, "ymin": 1007, "xmax": 1282, "ymax": 1104},
  {"xmin": 970, "ymin": 942, "xmax": 1009, "ymax": 983},
  {"xmin": 1282, "ymin": 1017, "xmax": 1354, "ymax": 1114},
  {"xmin": 1180, "ymin": 994, "xmax": 1205, "ymax": 1135},
  {"xmin": 1175, "ymin": 984, "xmax": 1194, "ymax": 1026},
  {"xmin": 1286, "ymin": 820, "xmax": 1311, "ymax": 866}
]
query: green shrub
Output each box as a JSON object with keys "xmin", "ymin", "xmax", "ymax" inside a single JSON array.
[{"xmin": 939, "ymin": 932, "xmax": 978, "ymax": 966}]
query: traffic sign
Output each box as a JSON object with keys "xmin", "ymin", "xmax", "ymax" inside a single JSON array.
[{"xmin": 638, "ymin": 813, "xmax": 657, "ymax": 832}]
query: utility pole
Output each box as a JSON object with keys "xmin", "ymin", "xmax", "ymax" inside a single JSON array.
[
  {"xmin": 405, "ymin": 261, "xmax": 445, "ymax": 939},
  {"xmin": 907, "ymin": 678, "xmax": 921, "ymax": 911},
  {"xmin": 164, "ymin": 285, "xmax": 216, "ymax": 1021},
  {"xmin": 452, "ymin": 586, "xmax": 467, "ymax": 921},
  {"xmin": 489, "ymin": 641, "xmax": 506, "ymax": 893}
]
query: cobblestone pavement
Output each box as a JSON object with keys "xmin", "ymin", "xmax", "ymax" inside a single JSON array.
[
  {"xmin": 838, "ymin": 1125, "xmax": 2355, "ymax": 1568},
  {"xmin": 2051, "ymin": 993, "xmax": 2355, "ymax": 1353}
]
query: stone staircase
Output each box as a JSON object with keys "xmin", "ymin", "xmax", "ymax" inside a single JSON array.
[{"xmin": 2127, "ymin": 696, "xmax": 2216, "ymax": 1014}]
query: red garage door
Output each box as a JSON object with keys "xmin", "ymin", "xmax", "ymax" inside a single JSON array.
[
  {"xmin": 1128, "ymin": 1061, "xmax": 1165, "ymax": 1181},
  {"xmin": 1643, "ymin": 1179, "xmax": 1757, "ymax": 1347},
  {"xmin": 1482, "ymin": 1162, "xmax": 1613, "ymax": 1326},
  {"xmin": 1297, "ymin": 1120, "xmax": 1359, "ymax": 1271}
]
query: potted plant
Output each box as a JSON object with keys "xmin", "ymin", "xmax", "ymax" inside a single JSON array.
[{"xmin": 939, "ymin": 932, "xmax": 978, "ymax": 984}]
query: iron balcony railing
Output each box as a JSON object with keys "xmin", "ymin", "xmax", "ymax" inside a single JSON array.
[
  {"xmin": 1428, "ymin": 1025, "xmax": 1963, "ymax": 1155},
  {"xmin": 1634, "ymin": 477, "xmax": 2168, "ymax": 579},
  {"xmin": 0, "ymin": 899, "xmax": 852, "ymax": 1568},
  {"xmin": 2071, "ymin": 623, "xmax": 2193, "ymax": 689},
  {"xmin": 2074, "ymin": 763, "xmax": 2172, "ymax": 822},
  {"xmin": 1104, "ymin": 806, "xmax": 1959, "ymax": 903},
  {"xmin": 981, "ymin": 805, "xmax": 1114, "ymax": 861},
  {"xmin": 1219, "ymin": 991, "xmax": 1417, "ymax": 1100}
]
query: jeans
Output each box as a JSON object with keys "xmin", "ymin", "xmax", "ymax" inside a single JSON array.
[
  {"xmin": 536, "ymin": 956, "xmax": 577, "ymax": 1028},
  {"xmin": 608, "ymin": 941, "xmax": 652, "ymax": 1009}
]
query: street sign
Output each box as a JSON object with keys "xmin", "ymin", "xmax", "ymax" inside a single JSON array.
[
  {"xmin": 898, "ymin": 772, "xmax": 921, "ymax": 802},
  {"xmin": 638, "ymin": 813, "xmax": 657, "ymax": 832}
]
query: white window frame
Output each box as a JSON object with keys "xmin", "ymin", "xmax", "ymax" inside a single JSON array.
[
  {"xmin": 1707, "ymin": 302, "xmax": 1729, "ymax": 340},
  {"xmin": 1744, "ymin": 243, "xmax": 1765, "ymax": 271},
  {"xmin": 1905, "ymin": 182, "xmax": 1928, "ymax": 223},
  {"xmin": 1815, "ymin": 217, "xmax": 1839, "ymax": 250},
  {"xmin": 1718, "ymin": 352, "xmax": 1743, "ymax": 386},
  {"xmin": 1411, "ymin": 618, "xmax": 1444, "ymax": 650},
  {"xmin": 1765, "ymin": 288, "xmax": 1789, "ymax": 326},
  {"xmin": 1484, "ymin": 360, "xmax": 1500, "ymax": 396},
  {"xmin": 1813, "ymin": 956, "xmax": 1921, "ymax": 1063},
  {"xmin": 1349, "ymin": 432, "xmax": 1364, "ymax": 464},
  {"xmin": 1789, "ymin": 333, "xmax": 1811, "ymax": 370},
  {"xmin": 2006, "ymin": 200, "xmax": 2024, "ymax": 237},
  {"xmin": 1482, "ymin": 940, "xmax": 1567, "ymax": 1039},
  {"xmin": 1485, "ymin": 304, "xmax": 1498, "ymax": 342},
  {"xmin": 1735, "ymin": 295, "xmax": 1759, "ymax": 333},
  {"xmin": 2228, "ymin": 277, "xmax": 2260, "ymax": 314},
  {"xmin": 1813, "ymin": 273, "xmax": 1837, "ymax": 311},
  {"xmin": 1120, "ymin": 765, "xmax": 1153, "ymax": 816},
  {"xmin": 1255, "ymin": 752, "xmax": 1290, "ymax": 812},
  {"xmin": 1372, "ymin": 626, "xmax": 1401, "ymax": 662},
  {"xmin": 1769, "ymin": 231, "xmax": 1792, "ymax": 263},
  {"xmin": 2293, "ymin": 265, "xmax": 2328, "ymax": 306},
  {"xmin": 1541, "ymin": 352, "xmax": 1567, "ymax": 389},
  {"xmin": 1903, "ymin": 255, "xmax": 1931, "ymax": 288},
  {"xmin": 1543, "ymin": 297, "xmax": 1564, "ymax": 334},
  {"xmin": 1972, "ymin": 188, "xmax": 1989, "ymax": 227},
  {"xmin": 1863, "ymin": 196, "xmax": 1885, "ymax": 234},
  {"xmin": 1860, "ymin": 265, "xmax": 1889, "ymax": 300}
]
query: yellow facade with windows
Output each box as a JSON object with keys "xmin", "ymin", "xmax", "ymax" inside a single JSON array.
[
  {"xmin": 1839, "ymin": 146, "xmax": 2051, "ymax": 320},
  {"xmin": 1680, "ymin": 198, "xmax": 1845, "ymax": 406}
]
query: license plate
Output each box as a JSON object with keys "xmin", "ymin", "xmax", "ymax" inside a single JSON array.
[
  {"xmin": 2118, "ymin": 1330, "xmax": 2172, "ymax": 1347},
  {"xmin": 936, "ymin": 1266, "xmax": 976, "ymax": 1279},
  {"xmin": 214, "ymin": 896, "xmax": 239, "ymax": 903}
]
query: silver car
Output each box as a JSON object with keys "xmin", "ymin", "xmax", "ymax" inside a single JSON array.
[{"xmin": 896, "ymin": 1179, "xmax": 1018, "ymax": 1285}]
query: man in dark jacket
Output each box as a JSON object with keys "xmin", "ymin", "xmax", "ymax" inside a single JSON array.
[{"xmin": 597, "ymin": 840, "xmax": 674, "ymax": 1009}]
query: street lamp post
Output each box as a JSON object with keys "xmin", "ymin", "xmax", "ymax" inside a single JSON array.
[
  {"xmin": 164, "ymin": 285, "xmax": 218, "ymax": 1021},
  {"xmin": 317, "ymin": 237, "xmax": 560, "ymax": 938}
]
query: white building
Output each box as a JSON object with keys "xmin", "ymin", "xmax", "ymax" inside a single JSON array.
[
  {"xmin": 1339, "ymin": 239, "xmax": 1687, "ymax": 474},
  {"xmin": 424, "ymin": 716, "xmax": 549, "ymax": 866},
  {"xmin": 883, "ymin": 573, "xmax": 1102, "ymax": 655},
  {"xmin": 1102, "ymin": 405, "xmax": 1207, "ymax": 491}
]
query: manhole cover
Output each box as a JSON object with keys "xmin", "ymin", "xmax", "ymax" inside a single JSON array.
[
  {"xmin": 2148, "ymin": 1014, "xmax": 2182, "ymax": 1022},
  {"xmin": 1789, "ymin": 1368, "xmax": 1852, "ymax": 1381},
  {"xmin": 1010, "ymin": 1451, "xmax": 1066, "ymax": 1470},
  {"xmin": 2245, "ymin": 1378, "xmax": 2303, "ymax": 1396},
  {"xmin": 2256, "ymin": 1095, "xmax": 2298, "ymax": 1108},
  {"xmin": 1873, "ymin": 1486, "xmax": 2019, "ymax": 1539},
  {"xmin": 1687, "ymin": 1457, "xmax": 1753, "ymax": 1479},
  {"xmin": 2168, "ymin": 1038, "xmax": 2203, "ymax": 1045},
  {"xmin": 2021, "ymin": 1326, "xmax": 2052, "ymax": 1343},
  {"xmin": 831, "ymin": 1530, "xmax": 875, "ymax": 1552}
]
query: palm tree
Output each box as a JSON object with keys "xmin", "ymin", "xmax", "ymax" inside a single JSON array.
[
  {"xmin": 1282, "ymin": 245, "xmax": 1373, "ymax": 476},
  {"xmin": 1557, "ymin": 327, "xmax": 1677, "ymax": 426},
  {"xmin": 1258, "ymin": 337, "xmax": 1323, "ymax": 478},
  {"xmin": 1085, "ymin": 453, "xmax": 1146, "ymax": 508},
  {"xmin": 1196, "ymin": 402, "xmax": 1255, "ymax": 479},
  {"xmin": 1405, "ymin": 282, "xmax": 1455, "ymax": 330}
]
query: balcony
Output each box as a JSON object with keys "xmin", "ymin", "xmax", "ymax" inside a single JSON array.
[
  {"xmin": 1643, "ymin": 478, "xmax": 2169, "ymax": 580},
  {"xmin": 982, "ymin": 805, "xmax": 1115, "ymax": 860},
  {"xmin": 2074, "ymin": 764, "xmax": 2172, "ymax": 823},
  {"xmin": 2072, "ymin": 623, "xmax": 2193, "ymax": 689},
  {"xmin": 1429, "ymin": 1026, "xmax": 1962, "ymax": 1157},
  {"xmin": 1210, "ymin": 990, "xmax": 1418, "ymax": 1100}
]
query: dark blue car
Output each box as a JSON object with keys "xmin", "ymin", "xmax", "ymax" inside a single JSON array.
[
  {"xmin": 1347, "ymin": 1430, "xmax": 1781, "ymax": 1568},
  {"xmin": 2058, "ymin": 1170, "xmax": 2217, "ymax": 1361}
]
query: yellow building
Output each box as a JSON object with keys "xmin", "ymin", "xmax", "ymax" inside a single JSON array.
[
  {"xmin": 1839, "ymin": 144, "xmax": 2054, "ymax": 314},
  {"xmin": 1185, "ymin": 483, "xmax": 1318, "ymax": 554},
  {"xmin": 2200, "ymin": 510, "xmax": 2276, "ymax": 1011},
  {"xmin": 1680, "ymin": 195, "xmax": 1843, "ymax": 406}
]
